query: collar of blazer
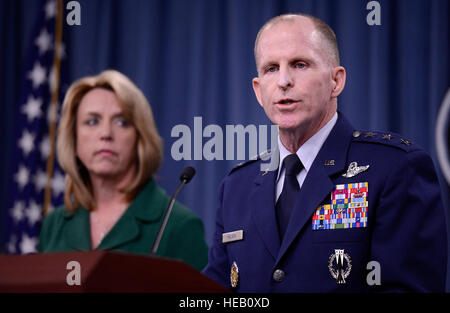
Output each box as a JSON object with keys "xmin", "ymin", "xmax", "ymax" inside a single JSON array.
[{"xmin": 62, "ymin": 179, "xmax": 168, "ymax": 250}]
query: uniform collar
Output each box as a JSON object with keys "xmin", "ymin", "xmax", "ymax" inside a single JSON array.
[
  {"xmin": 62, "ymin": 178, "xmax": 167, "ymax": 250},
  {"xmin": 277, "ymin": 112, "xmax": 338, "ymax": 182},
  {"xmin": 126, "ymin": 179, "xmax": 168, "ymax": 222},
  {"xmin": 314, "ymin": 111, "xmax": 353, "ymax": 177},
  {"xmin": 276, "ymin": 112, "xmax": 354, "ymax": 260},
  {"xmin": 252, "ymin": 112, "xmax": 355, "ymax": 261}
]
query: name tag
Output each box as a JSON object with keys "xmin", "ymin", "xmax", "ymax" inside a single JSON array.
[{"xmin": 222, "ymin": 230, "xmax": 244, "ymax": 243}]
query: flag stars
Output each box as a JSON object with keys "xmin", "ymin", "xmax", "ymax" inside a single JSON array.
[
  {"xmin": 10, "ymin": 201, "xmax": 26, "ymax": 224},
  {"xmin": 39, "ymin": 136, "xmax": 51, "ymax": 159},
  {"xmin": 52, "ymin": 170, "xmax": 66, "ymax": 197},
  {"xmin": 14, "ymin": 165, "xmax": 30, "ymax": 190},
  {"xmin": 25, "ymin": 200, "xmax": 42, "ymax": 227},
  {"xmin": 7, "ymin": 0, "xmax": 65, "ymax": 257},
  {"xmin": 35, "ymin": 28, "xmax": 52, "ymax": 55},
  {"xmin": 6, "ymin": 235, "xmax": 18, "ymax": 254},
  {"xmin": 33, "ymin": 168, "xmax": 48, "ymax": 193},
  {"xmin": 19, "ymin": 233, "xmax": 38, "ymax": 254},
  {"xmin": 27, "ymin": 62, "xmax": 47, "ymax": 90},
  {"xmin": 21, "ymin": 95, "xmax": 43, "ymax": 123},
  {"xmin": 18, "ymin": 129, "xmax": 35, "ymax": 156},
  {"xmin": 44, "ymin": 0, "xmax": 57, "ymax": 19}
]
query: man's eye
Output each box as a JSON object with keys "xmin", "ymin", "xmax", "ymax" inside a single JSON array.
[
  {"xmin": 266, "ymin": 66, "xmax": 278, "ymax": 73},
  {"xmin": 296, "ymin": 63, "xmax": 306, "ymax": 69}
]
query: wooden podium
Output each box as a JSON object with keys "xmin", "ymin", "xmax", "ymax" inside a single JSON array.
[{"xmin": 0, "ymin": 250, "xmax": 229, "ymax": 293}]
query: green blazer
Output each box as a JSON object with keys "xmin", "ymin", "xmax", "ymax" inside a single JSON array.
[{"xmin": 37, "ymin": 179, "xmax": 208, "ymax": 271}]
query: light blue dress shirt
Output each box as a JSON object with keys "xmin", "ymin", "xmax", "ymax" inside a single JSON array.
[{"xmin": 276, "ymin": 112, "xmax": 338, "ymax": 201}]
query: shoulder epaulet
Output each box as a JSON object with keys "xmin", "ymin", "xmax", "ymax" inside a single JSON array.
[
  {"xmin": 228, "ymin": 150, "xmax": 272, "ymax": 175},
  {"xmin": 351, "ymin": 130, "xmax": 420, "ymax": 152}
]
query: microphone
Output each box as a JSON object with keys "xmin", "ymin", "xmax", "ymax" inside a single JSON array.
[
  {"xmin": 179, "ymin": 166, "xmax": 195, "ymax": 184},
  {"xmin": 151, "ymin": 166, "xmax": 196, "ymax": 255}
]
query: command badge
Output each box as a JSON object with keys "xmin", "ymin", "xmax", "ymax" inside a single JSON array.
[
  {"xmin": 230, "ymin": 261, "xmax": 239, "ymax": 288},
  {"xmin": 328, "ymin": 249, "xmax": 352, "ymax": 284}
]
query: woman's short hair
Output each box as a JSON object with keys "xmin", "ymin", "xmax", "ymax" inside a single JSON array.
[{"xmin": 57, "ymin": 69, "xmax": 163, "ymax": 212}]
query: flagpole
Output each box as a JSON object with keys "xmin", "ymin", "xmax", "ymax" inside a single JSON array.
[{"xmin": 43, "ymin": 0, "xmax": 63, "ymax": 216}]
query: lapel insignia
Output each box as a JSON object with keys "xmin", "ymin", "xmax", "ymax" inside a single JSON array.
[
  {"xmin": 230, "ymin": 261, "xmax": 239, "ymax": 288},
  {"xmin": 222, "ymin": 230, "xmax": 244, "ymax": 243},
  {"xmin": 364, "ymin": 132, "xmax": 377, "ymax": 137},
  {"xmin": 324, "ymin": 160, "xmax": 335, "ymax": 166},
  {"xmin": 400, "ymin": 138, "xmax": 411, "ymax": 146},
  {"xmin": 342, "ymin": 162, "xmax": 369, "ymax": 178},
  {"xmin": 328, "ymin": 249, "xmax": 352, "ymax": 284},
  {"xmin": 262, "ymin": 170, "xmax": 269, "ymax": 176}
]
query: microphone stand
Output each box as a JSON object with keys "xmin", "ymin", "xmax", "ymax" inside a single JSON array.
[{"xmin": 151, "ymin": 178, "xmax": 188, "ymax": 255}]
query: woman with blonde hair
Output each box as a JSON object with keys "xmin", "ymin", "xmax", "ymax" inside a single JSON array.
[{"xmin": 38, "ymin": 70, "xmax": 208, "ymax": 271}]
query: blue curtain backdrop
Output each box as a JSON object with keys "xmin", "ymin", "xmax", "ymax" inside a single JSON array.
[{"xmin": 1, "ymin": 0, "xmax": 449, "ymax": 288}]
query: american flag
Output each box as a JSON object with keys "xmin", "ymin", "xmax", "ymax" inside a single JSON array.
[{"xmin": 4, "ymin": 0, "xmax": 67, "ymax": 254}]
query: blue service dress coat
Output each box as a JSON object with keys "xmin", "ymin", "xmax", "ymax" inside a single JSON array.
[{"xmin": 203, "ymin": 113, "xmax": 448, "ymax": 292}]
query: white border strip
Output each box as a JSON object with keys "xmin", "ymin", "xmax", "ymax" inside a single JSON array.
[{"xmin": 435, "ymin": 88, "xmax": 450, "ymax": 185}]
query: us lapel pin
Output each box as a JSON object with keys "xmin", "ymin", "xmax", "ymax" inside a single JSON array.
[{"xmin": 324, "ymin": 160, "xmax": 335, "ymax": 166}]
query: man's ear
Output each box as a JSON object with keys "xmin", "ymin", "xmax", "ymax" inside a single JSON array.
[
  {"xmin": 331, "ymin": 66, "xmax": 346, "ymax": 98},
  {"xmin": 252, "ymin": 77, "xmax": 263, "ymax": 107}
]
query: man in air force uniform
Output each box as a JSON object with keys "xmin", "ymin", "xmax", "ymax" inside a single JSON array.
[{"xmin": 203, "ymin": 14, "xmax": 448, "ymax": 292}]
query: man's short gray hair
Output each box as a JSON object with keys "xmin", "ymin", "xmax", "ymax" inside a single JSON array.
[{"xmin": 254, "ymin": 13, "xmax": 340, "ymax": 68}]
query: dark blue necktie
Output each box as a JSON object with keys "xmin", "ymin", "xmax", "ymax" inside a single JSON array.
[{"xmin": 276, "ymin": 153, "xmax": 303, "ymax": 240}]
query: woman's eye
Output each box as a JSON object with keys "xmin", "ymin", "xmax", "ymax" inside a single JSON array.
[
  {"xmin": 85, "ymin": 118, "xmax": 98, "ymax": 126},
  {"xmin": 115, "ymin": 117, "xmax": 130, "ymax": 127}
]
